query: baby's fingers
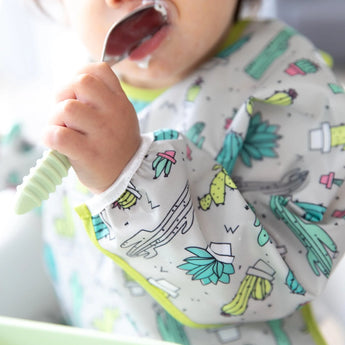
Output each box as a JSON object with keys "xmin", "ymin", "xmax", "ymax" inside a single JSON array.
[
  {"xmin": 57, "ymin": 73, "xmax": 116, "ymax": 108},
  {"xmin": 43, "ymin": 125, "xmax": 87, "ymax": 162},
  {"xmin": 55, "ymin": 62, "xmax": 122, "ymax": 103},
  {"xmin": 50, "ymin": 99, "xmax": 104, "ymax": 134},
  {"xmin": 76, "ymin": 62, "xmax": 122, "ymax": 93}
]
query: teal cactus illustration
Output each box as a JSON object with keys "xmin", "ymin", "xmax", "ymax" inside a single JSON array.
[
  {"xmin": 249, "ymin": 204, "xmax": 270, "ymax": 246},
  {"xmin": 328, "ymin": 83, "xmax": 345, "ymax": 94},
  {"xmin": 217, "ymin": 34, "xmax": 251, "ymax": 58},
  {"xmin": 154, "ymin": 129, "xmax": 179, "ymax": 141},
  {"xmin": 285, "ymin": 59, "xmax": 319, "ymax": 76},
  {"xmin": 285, "ymin": 270, "xmax": 306, "ymax": 295},
  {"xmin": 1, "ymin": 123, "xmax": 20, "ymax": 145},
  {"xmin": 152, "ymin": 150, "xmax": 176, "ymax": 178},
  {"xmin": 70, "ymin": 272, "xmax": 84, "ymax": 326},
  {"xmin": 44, "ymin": 244, "xmax": 58, "ymax": 282},
  {"xmin": 216, "ymin": 113, "xmax": 281, "ymax": 174},
  {"xmin": 257, "ymin": 227, "xmax": 270, "ymax": 247},
  {"xmin": 186, "ymin": 122, "xmax": 205, "ymax": 149},
  {"xmin": 156, "ymin": 308, "xmax": 190, "ymax": 345},
  {"xmin": 270, "ymin": 196, "xmax": 337, "ymax": 277},
  {"xmin": 1, "ymin": 123, "xmax": 34, "ymax": 152},
  {"xmin": 7, "ymin": 171, "xmax": 21, "ymax": 188},
  {"xmin": 178, "ymin": 243, "xmax": 235, "ymax": 285},
  {"xmin": 92, "ymin": 214, "xmax": 109, "ymax": 240},
  {"xmin": 293, "ymin": 201, "xmax": 326, "ymax": 222},
  {"xmin": 240, "ymin": 112, "xmax": 281, "ymax": 167},
  {"xmin": 267, "ymin": 319, "xmax": 291, "ymax": 345},
  {"xmin": 245, "ymin": 26, "xmax": 296, "ymax": 80},
  {"xmin": 216, "ymin": 131, "xmax": 243, "ymax": 174}
]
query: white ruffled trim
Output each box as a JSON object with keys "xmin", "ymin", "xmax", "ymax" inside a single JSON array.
[{"xmin": 86, "ymin": 133, "xmax": 152, "ymax": 215}]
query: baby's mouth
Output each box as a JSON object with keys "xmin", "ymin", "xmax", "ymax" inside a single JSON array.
[{"xmin": 102, "ymin": 3, "xmax": 168, "ymax": 64}]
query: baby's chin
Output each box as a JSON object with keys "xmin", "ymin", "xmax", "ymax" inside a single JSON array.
[{"xmin": 114, "ymin": 58, "xmax": 180, "ymax": 89}]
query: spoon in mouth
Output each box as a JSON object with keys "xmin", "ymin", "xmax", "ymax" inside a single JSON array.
[
  {"xmin": 102, "ymin": 2, "xmax": 167, "ymax": 66},
  {"xmin": 14, "ymin": 2, "xmax": 167, "ymax": 214}
]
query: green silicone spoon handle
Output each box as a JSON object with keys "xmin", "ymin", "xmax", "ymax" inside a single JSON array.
[{"xmin": 14, "ymin": 150, "xmax": 71, "ymax": 214}]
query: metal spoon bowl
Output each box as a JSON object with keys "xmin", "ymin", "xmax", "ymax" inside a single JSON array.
[{"xmin": 102, "ymin": 3, "xmax": 167, "ymax": 65}]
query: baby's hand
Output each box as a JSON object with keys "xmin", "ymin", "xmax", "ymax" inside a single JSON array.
[{"xmin": 43, "ymin": 62, "xmax": 141, "ymax": 194}]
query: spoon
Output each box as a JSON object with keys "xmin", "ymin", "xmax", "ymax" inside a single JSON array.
[{"xmin": 14, "ymin": 2, "xmax": 167, "ymax": 214}]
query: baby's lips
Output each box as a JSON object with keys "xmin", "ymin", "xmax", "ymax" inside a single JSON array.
[{"xmin": 104, "ymin": 3, "xmax": 168, "ymax": 59}]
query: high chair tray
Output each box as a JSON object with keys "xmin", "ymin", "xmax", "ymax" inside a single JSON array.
[{"xmin": 0, "ymin": 316, "xmax": 177, "ymax": 345}]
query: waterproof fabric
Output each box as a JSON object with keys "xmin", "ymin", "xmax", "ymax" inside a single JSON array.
[{"xmin": 3, "ymin": 19, "xmax": 345, "ymax": 345}]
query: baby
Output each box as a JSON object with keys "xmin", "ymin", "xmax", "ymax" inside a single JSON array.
[{"xmin": 5, "ymin": 0, "xmax": 345, "ymax": 344}]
